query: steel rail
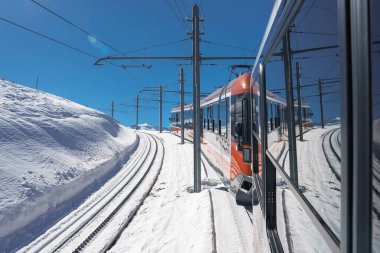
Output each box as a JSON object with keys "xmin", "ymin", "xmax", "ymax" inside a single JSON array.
[
  {"xmin": 50, "ymin": 133, "xmax": 154, "ymax": 252},
  {"xmin": 100, "ymin": 133, "xmax": 166, "ymax": 252},
  {"xmin": 27, "ymin": 134, "xmax": 148, "ymax": 252},
  {"xmin": 72, "ymin": 133, "xmax": 161, "ymax": 252}
]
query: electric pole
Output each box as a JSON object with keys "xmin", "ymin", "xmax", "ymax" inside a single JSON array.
[
  {"xmin": 296, "ymin": 62, "xmax": 303, "ymax": 141},
  {"xmin": 191, "ymin": 4, "xmax": 201, "ymax": 193},
  {"xmin": 318, "ymin": 78, "xmax": 325, "ymax": 128},
  {"xmin": 136, "ymin": 94, "xmax": 139, "ymax": 130},
  {"xmin": 180, "ymin": 68, "xmax": 185, "ymax": 144},
  {"xmin": 35, "ymin": 76, "xmax": 39, "ymax": 90},
  {"xmin": 93, "ymin": 3, "xmax": 255, "ymax": 193},
  {"xmin": 111, "ymin": 100, "xmax": 114, "ymax": 118},
  {"xmin": 159, "ymin": 86, "xmax": 163, "ymax": 133}
]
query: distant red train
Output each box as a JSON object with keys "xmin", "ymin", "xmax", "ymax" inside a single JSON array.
[{"xmin": 170, "ymin": 73, "xmax": 312, "ymax": 205}]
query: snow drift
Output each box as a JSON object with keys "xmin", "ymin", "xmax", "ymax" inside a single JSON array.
[{"xmin": 0, "ymin": 80, "xmax": 138, "ymax": 243}]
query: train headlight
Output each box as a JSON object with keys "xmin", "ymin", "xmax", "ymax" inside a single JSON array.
[{"xmin": 243, "ymin": 147, "xmax": 251, "ymax": 163}]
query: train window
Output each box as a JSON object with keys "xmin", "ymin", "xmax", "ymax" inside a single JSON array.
[
  {"xmin": 226, "ymin": 97, "xmax": 230, "ymax": 137},
  {"xmin": 213, "ymin": 103, "xmax": 218, "ymax": 134},
  {"xmin": 265, "ymin": 42, "xmax": 290, "ymax": 174},
  {"xmin": 252, "ymin": 93, "xmax": 259, "ymax": 134},
  {"xmin": 290, "ymin": 0, "xmax": 341, "ymax": 238},
  {"xmin": 242, "ymin": 97, "xmax": 250, "ymax": 144},
  {"xmin": 220, "ymin": 99, "xmax": 227, "ymax": 136},
  {"xmin": 206, "ymin": 106, "xmax": 210, "ymax": 130},
  {"xmin": 276, "ymin": 171, "xmax": 331, "ymax": 252},
  {"xmin": 372, "ymin": 0, "xmax": 380, "ymax": 250}
]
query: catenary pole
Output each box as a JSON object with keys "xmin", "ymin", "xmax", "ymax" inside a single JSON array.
[
  {"xmin": 136, "ymin": 94, "xmax": 139, "ymax": 130},
  {"xmin": 192, "ymin": 4, "xmax": 201, "ymax": 193},
  {"xmin": 111, "ymin": 100, "xmax": 114, "ymax": 118},
  {"xmin": 180, "ymin": 68, "xmax": 185, "ymax": 144},
  {"xmin": 296, "ymin": 62, "xmax": 303, "ymax": 141},
  {"xmin": 159, "ymin": 86, "xmax": 163, "ymax": 133},
  {"xmin": 318, "ymin": 78, "xmax": 325, "ymax": 128}
]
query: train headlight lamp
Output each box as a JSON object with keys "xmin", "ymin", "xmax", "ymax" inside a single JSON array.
[{"xmin": 243, "ymin": 147, "xmax": 251, "ymax": 163}]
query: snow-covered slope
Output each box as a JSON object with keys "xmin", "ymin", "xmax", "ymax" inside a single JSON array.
[
  {"xmin": 0, "ymin": 81, "xmax": 137, "ymax": 246},
  {"xmin": 130, "ymin": 123, "xmax": 170, "ymax": 131}
]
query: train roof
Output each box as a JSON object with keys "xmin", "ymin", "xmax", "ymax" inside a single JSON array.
[{"xmin": 171, "ymin": 73, "xmax": 249, "ymax": 113}]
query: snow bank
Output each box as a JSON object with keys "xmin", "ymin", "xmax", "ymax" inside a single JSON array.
[{"xmin": 0, "ymin": 80, "xmax": 137, "ymax": 241}]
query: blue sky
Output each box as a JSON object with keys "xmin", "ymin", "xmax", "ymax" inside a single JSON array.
[{"xmin": 0, "ymin": 0, "xmax": 273, "ymax": 127}]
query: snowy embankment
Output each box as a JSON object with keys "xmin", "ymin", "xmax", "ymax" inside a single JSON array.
[{"xmin": 0, "ymin": 81, "xmax": 137, "ymax": 249}]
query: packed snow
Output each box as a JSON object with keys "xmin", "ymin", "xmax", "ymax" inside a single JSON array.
[{"xmin": 0, "ymin": 80, "xmax": 137, "ymax": 251}]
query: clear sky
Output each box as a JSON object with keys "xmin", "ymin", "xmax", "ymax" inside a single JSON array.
[{"xmin": 0, "ymin": 0, "xmax": 274, "ymax": 128}]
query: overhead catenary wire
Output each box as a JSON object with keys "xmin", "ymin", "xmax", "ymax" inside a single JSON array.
[
  {"xmin": 30, "ymin": 0, "xmax": 128, "ymax": 57},
  {"xmin": 110, "ymin": 38, "xmax": 190, "ymax": 57},
  {"xmin": 172, "ymin": 0, "xmax": 185, "ymax": 22},
  {"xmin": 202, "ymin": 40, "xmax": 257, "ymax": 53},
  {"xmin": 29, "ymin": 0, "xmax": 148, "ymax": 85},
  {"xmin": 198, "ymin": 0, "xmax": 205, "ymax": 17},
  {"xmin": 0, "ymin": 16, "xmax": 98, "ymax": 59},
  {"xmin": 0, "ymin": 16, "xmax": 146, "ymax": 86},
  {"xmin": 166, "ymin": 0, "xmax": 186, "ymax": 30},
  {"xmin": 180, "ymin": 0, "xmax": 190, "ymax": 17}
]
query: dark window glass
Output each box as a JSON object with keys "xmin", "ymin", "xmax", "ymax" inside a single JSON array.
[
  {"xmin": 213, "ymin": 103, "xmax": 219, "ymax": 134},
  {"xmin": 220, "ymin": 99, "xmax": 227, "ymax": 136},
  {"xmin": 372, "ymin": 0, "xmax": 380, "ymax": 251},
  {"xmin": 242, "ymin": 97, "xmax": 251, "ymax": 144},
  {"xmin": 290, "ymin": 0, "xmax": 341, "ymax": 238},
  {"xmin": 231, "ymin": 95, "xmax": 244, "ymax": 141}
]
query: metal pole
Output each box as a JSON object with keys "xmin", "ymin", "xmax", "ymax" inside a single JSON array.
[
  {"xmin": 296, "ymin": 62, "xmax": 303, "ymax": 141},
  {"xmin": 35, "ymin": 76, "xmax": 39, "ymax": 90},
  {"xmin": 136, "ymin": 94, "xmax": 139, "ymax": 130},
  {"xmin": 192, "ymin": 4, "xmax": 201, "ymax": 193},
  {"xmin": 180, "ymin": 68, "xmax": 185, "ymax": 144},
  {"xmin": 159, "ymin": 86, "xmax": 163, "ymax": 133},
  {"xmin": 318, "ymin": 78, "xmax": 325, "ymax": 128},
  {"xmin": 111, "ymin": 100, "xmax": 114, "ymax": 118},
  {"xmin": 283, "ymin": 30, "xmax": 298, "ymax": 187}
]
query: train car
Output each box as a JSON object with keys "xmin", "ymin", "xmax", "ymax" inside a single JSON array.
[
  {"xmin": 170, "ymin": 73, "xmax": 312, "ymax": 206},
  {"xmin": 247, "ymin": 0, "xmax": 380, "ymax": 252}
]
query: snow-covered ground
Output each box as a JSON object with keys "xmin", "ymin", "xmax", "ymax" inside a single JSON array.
[
  {"xmin": 19, "ymin": 132, "xmax": 253, "ymax": 253},
  {"xmin": 0, "ymin": 80, "xmax": 137, "ymax": 251},
  {"xmin": 108, "ymin": 133, "xmax": 253, "ymax": 253}
]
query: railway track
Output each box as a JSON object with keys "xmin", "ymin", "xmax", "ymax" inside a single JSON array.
[
  {"xmin": 26, "ymin": 132, "xmax": 165, "ymax": 253},
  {"xmin": 322, "ymin": 128, "xmax": 341, "ymax": 182}
]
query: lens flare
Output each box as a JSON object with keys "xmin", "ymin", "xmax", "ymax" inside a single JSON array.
[{"xmin": 87, "ymin": 35, "xmax": 109, "ymax": 55}]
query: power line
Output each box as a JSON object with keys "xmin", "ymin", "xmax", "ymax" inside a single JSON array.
[
  {"xmin": 172, "ymin": 0, "xmax": 185, "ymax": 21},
  {"xmin": 0, "ymin": 16, "xmax": 98, "ymax": 59},
  {"xmin": 30, "ymin": 0, "xmax": 148, "ymax": 84},
  {"xmin": 0, "ymin": 16, "xmax": 146, "ymax": 83},
  {"xmin": 202, "ymin": 40, "xmax": 256, "ymax": 53},
  {"xmin": 166, "ymin": 0, "xmax": 186, "ymax": 30},
  {"xmin": 198, "ymin": 0, "xmax": 205, "ymax": 17},
  {"xmin": 30, "ymin": 0, "xmax": 126, "ymax": 56},
  {"xmin": 110, "ymin": 39, "xmax": 190, "ymax": 56},
  {"xmin": 180, "ymin": 0, "xmax": 190, "ymax": 17}
]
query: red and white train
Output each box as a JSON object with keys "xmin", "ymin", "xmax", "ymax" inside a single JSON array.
[{"xmin": 170, "ymin": 73, "xmax": 312, "ymax": 205}]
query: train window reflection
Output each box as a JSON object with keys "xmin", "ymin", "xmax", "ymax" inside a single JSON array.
[
  {"xmin": 372, "ymin": 0, "xmax": 380, "ymax": 250},
  {"xmin": 290, "ymin": 0, "xmax": 341, "ymax": 238},
  {"xmin": 265, "ymin": 44, "xmax": 290, "ymax": 174}
]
